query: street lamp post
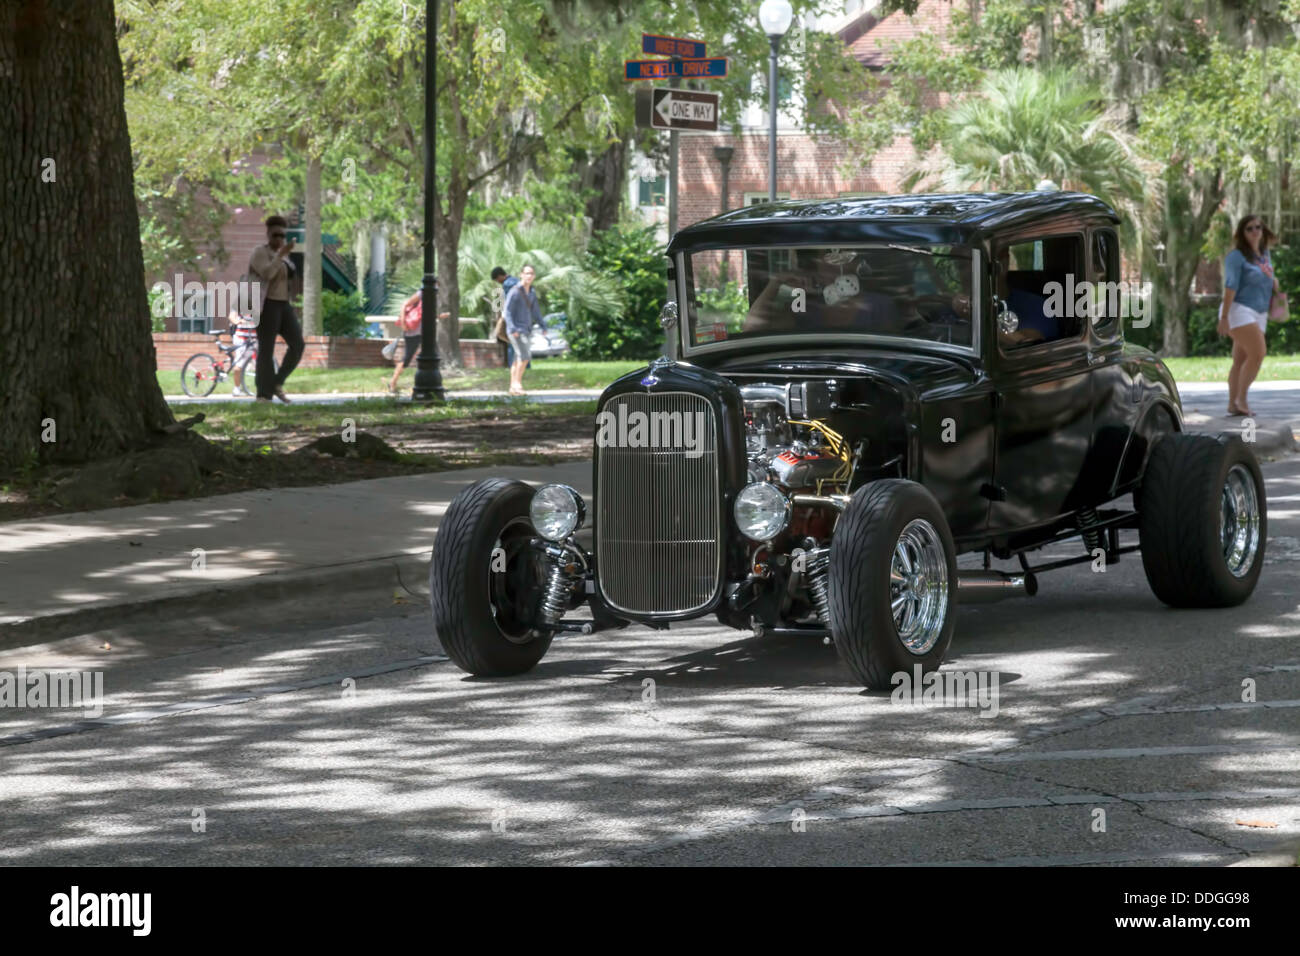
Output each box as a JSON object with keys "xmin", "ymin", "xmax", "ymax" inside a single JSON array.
[
  {"xmin": 713, "ymin": 144, "xmax": 734, "ymax": 215},
  {"xmin": 758, "ymin": 0, "xmax": 793, "ymax": 203},
  {"xmin": 412, "ymin": 0, "xmax": 446, "ymax": 402}
]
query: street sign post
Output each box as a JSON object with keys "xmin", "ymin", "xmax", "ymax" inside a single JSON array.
[
  {"xmin": 623, "ymin": 57, "xmax": 728, "ymax": 80},
  {"xmin": 649, "ymin": 88, "xmax": 720, "ymax": 131},
  {"xmin": 625, "ymin": 33, "xmax": 723, "ymax": 238}
]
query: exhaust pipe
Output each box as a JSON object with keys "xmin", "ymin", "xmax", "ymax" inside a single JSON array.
[{"xmin": 957, "ymin": 569, "xmax": 1038, "ymax": 603}]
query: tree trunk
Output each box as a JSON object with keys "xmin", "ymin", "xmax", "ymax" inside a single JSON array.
[
  {"xmin": 1158, "ymin": 167, "xmax": 1222, "ymax": 356},
  {"xmin": 302, "ymin": 153, "xmax": 322, "ymax": 336},
  {"xmin": 578, "ymin": 137, "xmax": 628, "ymax": 234},
  {"xmin": 0, "ymin": 0, "xmax": 173, "ymax": 471},
  {"xmin": 1039, "ymin": 3, "xmax": 1054, "ymax": 66},
  {"xmin": 434, "ymin": 185, "xmax": 464, "ymax": 368}
]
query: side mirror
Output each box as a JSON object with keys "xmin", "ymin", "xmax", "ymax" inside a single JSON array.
[{"xmin": 997, "ymin": 298, "xmax": 1020, "ymax": 335}]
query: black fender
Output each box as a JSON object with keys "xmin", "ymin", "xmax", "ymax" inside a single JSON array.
[{"xmin": 1110, "ymin": 395, "xmax": 1182, "ymax": 496}]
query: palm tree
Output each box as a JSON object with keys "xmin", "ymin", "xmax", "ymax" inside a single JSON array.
[
  {"xmin": 904, "ymin": 67, "xmax": 1160, "ymax": 250},
  {"xmin": 385, "ymin": 222, "xmax": 623, "ymax": 327}
]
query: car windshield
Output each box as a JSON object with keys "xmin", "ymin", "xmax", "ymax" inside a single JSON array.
[{"xmin": 685, "ymin": 244, "xmax": 975, "ymax": 349}]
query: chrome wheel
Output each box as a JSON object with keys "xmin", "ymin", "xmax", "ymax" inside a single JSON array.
[
  {"xmin": 889, "ymin": 518, "xmax": 950, "ymax": 653},
  {"xmin": 1220, "ymin": 464, "xmax": 1261, "ymax": 578},
  {"xmin": 487, "ymin": 516, "xmax": 541, "ymax": 644}
]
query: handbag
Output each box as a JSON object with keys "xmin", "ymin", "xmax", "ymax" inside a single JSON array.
[
  {"xmin": 1269, "ymin": 291, "xmax": 1290, "ymax": 322},
  {"xmin": 492, "ymin": 316, "xmax": 508, "ymax": 343},
  {"xmin": 381, "ymin": 338, "xmax": 398, "ymax": 360}
]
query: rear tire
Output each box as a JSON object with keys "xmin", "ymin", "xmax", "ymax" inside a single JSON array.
[
  {"xmin": 180, "ymin": 353, "xmax": 220, "ymax": 397},
  {"xmin": 430, "ymin": 478, "xmax": 554, "ymax": 676},
  {"xmin": 1138, "ymin": 434, "xmax": 1266, "ymax": 607},
  {"xmin": 828, "ymin": 479, "xmax": 957, "ymax": 689}
]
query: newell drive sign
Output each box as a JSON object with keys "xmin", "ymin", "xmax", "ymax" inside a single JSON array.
[{"xmin": 650, "ymin": 88, "xmax": 720, "ymax": 131}]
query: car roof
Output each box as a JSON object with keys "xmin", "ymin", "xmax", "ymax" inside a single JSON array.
[{"xmin": 666, "ymin": 191, "xmax": 1120, "ymax": 254}]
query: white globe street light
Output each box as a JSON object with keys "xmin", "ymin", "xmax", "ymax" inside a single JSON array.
[
  {"xmin": 759, "ymin": 0, "xmax": 794, "ymax": 37},
  {"xmin": 758, "ymin": 0, "xmax": 794, "ymax": 201}
]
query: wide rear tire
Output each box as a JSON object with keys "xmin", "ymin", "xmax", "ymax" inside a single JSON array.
[
  {"xmin": 828, "ymin": 479, "xmax": 957, "ymax": 690},
  {"xmin": 430, "ymin": 478, "xmax": 553, "ymax": 676},
  {"xmin": 1138, "ymin": 434, "xmax": 1266, "ymax": 607}
]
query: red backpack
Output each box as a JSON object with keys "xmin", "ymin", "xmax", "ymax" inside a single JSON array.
[{"xmin": 400, "ymin": 295, "xmax": 422, "ymax": 332}]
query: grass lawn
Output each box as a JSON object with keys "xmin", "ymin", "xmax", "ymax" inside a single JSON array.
[
  {"xmin": 157, "ymin": 353, "xmax": 1300, "ymax": 400},
  {"xmin": 159, "ymin": 357, "xmax": 644, "ymax": 397},
  {"xmin": 1162, "ymin": 354, "xmax": 1300, "ymax": 383},
  {"xmin": 183, "ymin": 397, "xmax": 598, "ymax": 446}
]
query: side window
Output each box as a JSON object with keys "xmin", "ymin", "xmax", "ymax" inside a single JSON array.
[
  {"xmin": 1091, "ymin": 228, "xmax": 1122, "ymax": 340},
  {"xmin": 996, "ymin": 233, "xmax": 1085, "ymax": 351}
]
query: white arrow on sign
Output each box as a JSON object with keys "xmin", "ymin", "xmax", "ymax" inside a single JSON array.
[{"xmin": 655, "ymin": 92, "xmax": 674, "ymax": 126}]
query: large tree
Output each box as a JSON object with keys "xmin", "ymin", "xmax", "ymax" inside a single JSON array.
[{"xmin": 0, "ymin": 0, "xmax": 173, "ymax": 472}]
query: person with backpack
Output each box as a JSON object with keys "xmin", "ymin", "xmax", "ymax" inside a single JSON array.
[
  {"xmin": 504, "ymin": 264, "xmax": 544, "ymax": 396},
  {"xmin": 386, "ymin": 288, "xmax": 449, "ymax": 394}
]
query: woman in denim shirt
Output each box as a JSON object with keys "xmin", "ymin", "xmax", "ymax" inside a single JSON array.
[{"xmin": 1220, "ymin": 215, "xmax": 1281, "ymax": 417}]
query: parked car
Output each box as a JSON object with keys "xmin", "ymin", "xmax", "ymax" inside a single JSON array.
[
  {"xmin": 531, "ymin": 313, "xmax": 569, "ymax": 358},
  {"xmin": 430, "ymin": 192, "xmax": 1266, "ymax": 688}
]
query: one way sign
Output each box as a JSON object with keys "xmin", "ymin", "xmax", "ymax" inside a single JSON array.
[{"xmin": 650, "ymin": 88, "xmax": 720, "ymax": 131}]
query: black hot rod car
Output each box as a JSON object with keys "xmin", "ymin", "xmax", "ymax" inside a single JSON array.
[{"xmin": 431, "ymin": 192, "xmax": 1266, "ymax": 689}]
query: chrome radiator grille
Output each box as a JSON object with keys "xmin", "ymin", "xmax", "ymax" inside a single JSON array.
[{"xmin": 596, "ymin": 391, "xmax": 721, "ymax": 615}]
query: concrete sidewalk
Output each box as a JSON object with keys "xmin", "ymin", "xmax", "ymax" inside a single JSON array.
[
  {"xmin": 0, "ymin": 460, "xmax": 590, "ymax": 645},
  {"xmin": 1, "ymin": 381, "xmax": 1293, "ymax": 645}
]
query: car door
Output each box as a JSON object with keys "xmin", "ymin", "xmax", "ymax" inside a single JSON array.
[
  {"xmin": 1080, "ymin": 224, "xmax": 1139, "ymax": 501},
  {"xmin": 988, "ymin": 227, "xmax": 1095, "ymax": 533}
]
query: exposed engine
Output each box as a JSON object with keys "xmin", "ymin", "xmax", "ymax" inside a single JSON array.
[{"xmin": 740, "ymin": 382, "xmax": 852, "ymax": 493}]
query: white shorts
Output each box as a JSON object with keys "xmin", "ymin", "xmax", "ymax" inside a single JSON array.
[{"xmin": 1228, "ymin": 302, "xmax": 1267, "ymax": 331}]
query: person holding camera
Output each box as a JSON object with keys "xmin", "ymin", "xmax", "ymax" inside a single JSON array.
[{"xmin": 248, "ymin": 215, "xmax": 306, "ymax": 403}]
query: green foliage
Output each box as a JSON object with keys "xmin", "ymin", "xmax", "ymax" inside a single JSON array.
[
  {"xmin": 147, "ymin": 287, "xmax": 170, "ymax": 333},
  {"xmin": 321, "ymin": 290, "xmax": 368, "ymax": 338},
  {"xmin": 464, "ymin": 171, "xmax": 593, "ymax": 235},
  {"xmin": 566, "ymin": 222, "xmax": 667, "ymax": 361},
  {"xmin": 448, "ymin": 222, "xmax": 623, "ymax": 322},
  {"xmin": 904, "ymin": 67, "xmax": 1151, "ymax": 232},
  {"xmin": 696, "ymin": 280, "xmax": 749, "ymax": 334}
]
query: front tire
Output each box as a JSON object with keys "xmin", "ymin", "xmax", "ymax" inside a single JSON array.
[
  {"xmin": 828, "ymin": 479, "xmax": 957, "ymax": 690},
  {"xmin": 1139, "ymin": 434, "xmax": 1266, "ymax": 607},
  {"xmin": 430, "ymin": 478, "xmax": 554, "ymax": 676}
]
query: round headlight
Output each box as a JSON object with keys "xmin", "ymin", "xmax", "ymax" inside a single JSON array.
[
  {"xmin": 530, "ymin": 483, "xmax": 585, "ymax": 541},
  {"xmin": 734, "ymin": 482, "xmax": 790, "ymax": 542}
]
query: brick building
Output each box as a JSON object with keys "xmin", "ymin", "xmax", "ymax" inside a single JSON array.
[{"xmin": 633, "ymin": 0, "xmax": 953, "ymax": 267}]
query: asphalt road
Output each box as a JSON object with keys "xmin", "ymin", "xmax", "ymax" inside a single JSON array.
[{"xmin": 1, "ymin": 455, "xmax": 1297, "ymax": 866}]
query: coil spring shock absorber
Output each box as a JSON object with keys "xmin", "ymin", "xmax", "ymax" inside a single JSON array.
[
  {"xmin": 1078, "ymin": 506, "xmax": 1101, "ymax": 553},
  {"xmin": 538, "ymin": 542, "xmax": 585, "ymax": 627},
  {"xmin": 804, "ymin": 548, "xmax": 832, "ymax": 625}
]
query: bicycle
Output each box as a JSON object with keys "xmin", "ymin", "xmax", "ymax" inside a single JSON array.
[{"xmin": 179, "ymin": 328, "xmax": 275, "ymax": 398}]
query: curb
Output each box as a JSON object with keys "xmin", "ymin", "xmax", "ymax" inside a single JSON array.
[
  {"xmin": 1228, "ymin": 838, "xmax": 1300, "ymax": 867},
  {"xmin": 1190, "ymin": 423, "xmax": 1298, "ymax": 458},
  {"xmin": 0, "ymin": 552, "xmax": 430, "ymax": 651}
]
